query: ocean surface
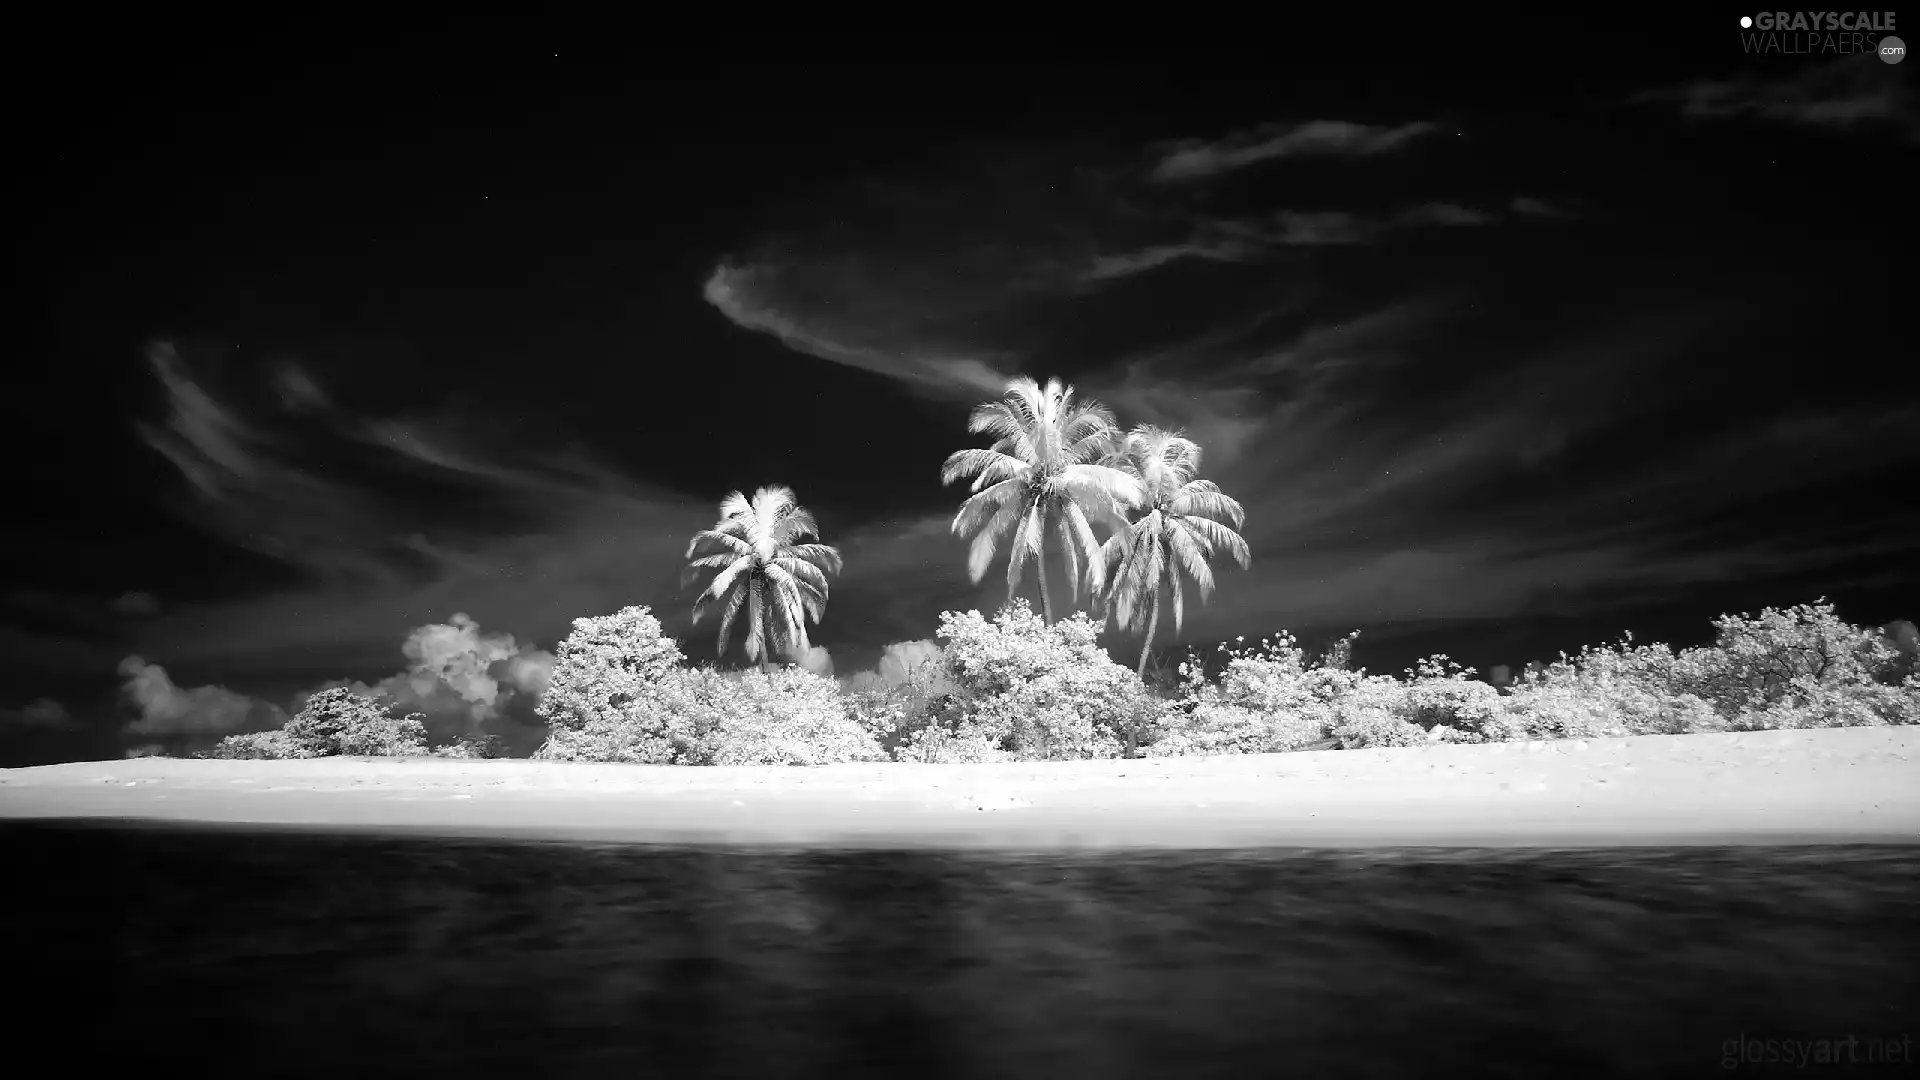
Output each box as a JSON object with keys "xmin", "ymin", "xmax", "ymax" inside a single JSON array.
[{"xmin": 8, "ymin": 822, "xmax": 1919, "ymax": 1078}]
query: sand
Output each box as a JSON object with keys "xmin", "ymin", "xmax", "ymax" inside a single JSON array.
[{"xmin": 4, "ymin": 726, "xmax": 1918, "ymax": 848}]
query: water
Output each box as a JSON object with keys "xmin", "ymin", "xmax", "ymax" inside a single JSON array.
[{"xmin": 9, "ymin": 821, "xmax": 1918, "ymax": 1077}]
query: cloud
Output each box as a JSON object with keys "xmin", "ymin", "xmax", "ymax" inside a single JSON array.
[
  {"xmin": 1510, "ymin": 196, "xmax": 1574, "ymax": 219},
  {"xmin": 118, "ymin": 656, "xmax": 288, "ymax": 737},
  {"xmin": 90, "ymin": 106, "xmax": 1916, "ymax": 710},
  {"xmin": 876, "ymin": 639, "xmax": 943, "ymax": 685},
  {"xmin": 340, "ymin": 613, "xmax": 557, "ymax": 733},
  {"xmin": 681, "ymin": 114, "xmax": 1920, "ymax": 661},
  {"xmin": 1081, "ymin": 236, "xmax": 1259, "ymax": 281},
  {"xmin": 1634, "ymin": 56, "xmax": 1920, "ymax": 141},
  {"xmin": 112, "ymin": 591, "xmax": 161, "ymax": 617},
  {"xmin": 704, "ymin": 260, "xmax": 1016, "ymax": 400},
  {"xmin": 122, "ymin": 341, "xmax": 738, "ymax": 682},
  {"xmin": 133, "ymin": 340, "xmax": 713, "ymax": 589},
  {"xmin": 294, "ymin": 612, "xmax": 558, "ymax": 737},
  {"xmin": 0, "ymin": 698, "xmax": 77, "ymax": 729},
  {"xmin": 1151, "ymin": 120, "xmax": 1440, "ymax": 182},
  {"xmin": 1087, "ymin": 203, "xmax": 1504, "ymax": 276},
  {"xmin": 1397, "ymin": 203, "xmax": 1498, "ymax": 228},
  {"xmin": 122, "ymin": 612, "xmax": 561, "ymax": 753},
  {"xmin": 795, "ymin": 645, "xmax": 834, "ymax": 678},
  {"xmin": 840, "ymin": 638, "xmax": 952, "ymax": 695}
]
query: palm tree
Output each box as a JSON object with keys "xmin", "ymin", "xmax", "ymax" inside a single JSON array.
[
  {"xmin": 683, "ymin": 485, "xmax": 842, "ymax": 667},
  {"xmin": 1097, "ymin": 426, "xmax": 1251, "ymax": 675},
  {"xmin": 941, "ymin": 377, "xmax": 1141, "ymax": 622}
]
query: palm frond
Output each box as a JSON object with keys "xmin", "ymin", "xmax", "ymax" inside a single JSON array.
[
  {"xmin": 1059, "ymin": 500, "xmax": 1107, "ymax": 600},
  {"xmin": 952, "ymin": 478, "xmax": 1026, "ymax": 539},
  {"xmin": 1167, "ymin": 558, "xmax": 1186, "ymax": 635},
  {"xmin": 773, "ymin": 555, "xmax": 829, "ymax": 596},
  {"xmin": 685, "ymin": 528, "xmax": 752, "ymax": 560},
  {"xmin": 785, "ymin": 542, "xmax": 843, "ymax": 575},
  {"xmin": 715, "ymin": 585, "xmax": 746, "ymax": 658},
  {"xmin": 681, "ymin": 551, "xmax": 742, "ymax": 587},
  {"xmin": 1168, "ymin": 487, "xmax": 1246, "ymax": 529},
  {"xmin": 1178, "ymin": 515, "xmax": 1251, "ymax": 568},
  {"xmin": 941, "ymin": 448, "xmax": 1030, "ymax": 491},
  {"xmin": 1004, "ymin": 501, "xmax": 1045, "ymax": 596},
  {"xmin": 1167, "ymin": 523, "xmax": 1217, "ymax": 603},
  {"xmin": 967, "ymin": 500, "xmax": 1023, "ymax": 583}
]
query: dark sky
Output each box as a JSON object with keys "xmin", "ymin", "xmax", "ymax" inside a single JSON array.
[{"xmin": 9, "ymin": 26, "xmax": 1918, "ymax": 762}]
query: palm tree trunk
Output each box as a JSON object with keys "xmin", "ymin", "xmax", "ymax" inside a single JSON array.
[
  {"xmin": 1137, "ymin": 592, "xmax": 1161, "ymax": 677},
  {"xmin": 1037, "ymin": 548, "xmax": 1055, "ymax": 623},
  {"xmin": 1035, "ymin": 509, "xmax": 1056, "ymax": 623}
]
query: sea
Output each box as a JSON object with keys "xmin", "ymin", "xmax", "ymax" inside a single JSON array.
[{"xmin": 7, "ymin": 821, "xmax": 1918, "ymax": 1078}]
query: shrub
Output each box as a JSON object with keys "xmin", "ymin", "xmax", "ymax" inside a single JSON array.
[
  {"xmin": 1880, "ymin": 620, "xmax": 1918, "ymax": 684},
  {"xmin": 1145, "ymin": 702, "xmax": 1328, "ymax": 757},
  {"xmin": 843, "ymin": 642, "xmax": 960, "ymax": 758},
  {"xmin": 691, "ymin": 667, "xmax": 886, "ymax": 766},
  {"xmin": 1497, "ymin": 602, "xmax": 1920, "ymax": 734},
  {"xmin": 1150, "ymin": 633, "xmax": 1370, "ymax": 754},
  {"xmin": 205, "ymin": 729, "xmax": 315, "ymax": 760},
  {"xmin": 1679, "ymin": 599, "xmax": 1903, "ymax": 718},
  {"xmin": 534, "ymin": 606, "xmax": 885, "ymax": 765},
  {"xmin": 279, "ymin": 687, "xmax": 428, "ymax": 757},
  {"xmin": 936, "ymin": 602, "xmax": 1156, "ymax": 760},
  {"xmin": 1396, "ymin": 655, "xmax": 1523, "ymax": 743},
  {"xmin": 1329, "ymin": 704, "xmax": 1431, "ymax": 749},
  {"xmin": 534, "ymin": 606, "xmax": 686, "ymax": 741},
  {"xmin": 432, "ymin": 732, "xmax": 506, "ymax": 759},
  {"xmin": 893, "ymin": 723, "xmax": 1013, "ymax": 764},
  {"xmin": 536, "ymin": 660, "xmax": 722, "ymax": 764}
]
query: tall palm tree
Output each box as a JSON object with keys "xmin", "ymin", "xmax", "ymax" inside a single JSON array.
[
  {"xmin": 941, "ymin": 377, "xmax": 1141, "ymax": 622},
  {"xmin": 1097, "ymin": 426, "xmax": 1251, "ymax": 675},
  {"xmin": 683, "ymin": 485, "xmax": 842, "ymax": 667}
]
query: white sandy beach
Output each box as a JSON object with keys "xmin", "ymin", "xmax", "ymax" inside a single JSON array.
[{"xmin": 5, "ymin": 726, "xmax": 1919, "ymax": 847}]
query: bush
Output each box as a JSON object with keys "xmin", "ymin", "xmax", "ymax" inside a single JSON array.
[
  {"xmin": 1396, "ymin": 656, "xmax": 1522, "ymax": 743},
  {"xmin": 205, "ymin": 729, "xmax": 315, "ymax": 760},
  {"xmin": 534, "ymin": 606, "xmax": 696, "ymax": 763},
  {"xmin": 1330, "ymin": 704, "xmax": 1431, "ymax": 749},
  {"xmin": 936, "ymin": 602, "xmax": 1157, "ymax": 760},
  {"xmin": 534, "ymin": 606, "xmax": 686, "ymax": 741},
  {"xmin": 432, "ymin": 732, "xmax": 506, "ymax": 759},
  {"xmin": 533, "ymin": 605, "xmax": 885, "ymax": 765},
  {"xmin": 1677, "ymin": 600, "xmax": 1914, "ymax": 727},
  {"xmin": 1145, "ymin": 702, "xmax": 1328, "ymax": 757},
  {"xmin": 540, "ymin": 663, "xmax": 887, "ymax": 765},
  {"xmin": 843, "ymin": 642, "xmax": 960, "ymax": 758},
  {"xmin": 693, "ymin": 667, "xmax": 886, "ymax": 766},
  {"xmin": 282, "ymin": 686, "xmax": 428, "ymax": 757},
  {"xmin": 1149, "ymin": 633, "xmax": 1378, "ymax": 754}
]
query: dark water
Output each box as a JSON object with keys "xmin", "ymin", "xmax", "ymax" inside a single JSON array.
[{"xmin": 9, "ymin": 822, "xmax": 1919, "ymax": 1078}]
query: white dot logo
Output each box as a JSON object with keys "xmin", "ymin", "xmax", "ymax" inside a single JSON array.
[{"xmin": 1740, "ymin": 15, "xmax": 1753, "ymax": 27}]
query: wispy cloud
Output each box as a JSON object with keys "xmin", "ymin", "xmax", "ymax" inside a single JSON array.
[
  {"xmin": 1634, "ymin": 56, "xmax": 1920, "ymax": 141},
  {"xmin": 1151, "ymin": 120, "xmax": 1440, "ymax": 182},
  {"xmin": 0, "ymin": 698, "xmax": 76, "ymax": 729},
  {"xmin": 1079, "ymin": 202, "xmax": 1513, "ymax": 283},
  {"xmin": 1081, "ymin": 236, "xmax": 1260, "ymax": 281},
  {"xmin": 703, "ymin": 261, "xmax": 1015, "ymax": 398},
  {"xmin": 1510, "ymin": 196, "xmax": 1575, "ymax": 219},
  {"xmin": 111, "ymin": 591, "xmax": 162, "ymax": 617},
  {"xmin": 692, "ymin": 129, "xmax": 1919, "ymax": 648},
  {"xmin": 120, "ymin": 343, "xmax": 983, "ymax": 692}
]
